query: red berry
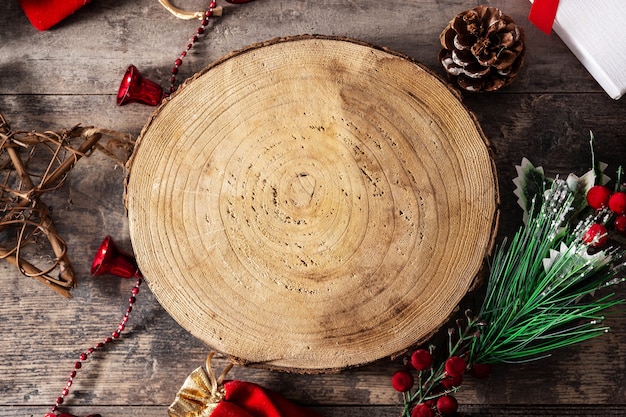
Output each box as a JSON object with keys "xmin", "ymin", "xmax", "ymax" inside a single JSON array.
[
  {"xmin": 615, "ymin": 215, "xmax": 626, "ymax": 233},
  {"xmin": 583, "ymin": 223, "xmax": 609, "ymax": 248},
  {"xmin": 436, "ymin": 395, "xmax": 458, "ymax": 416},
  {"xmin": 391, "ymin": 369, "xmax": 414, "ymax": 392},
  {"xmin": 411, "ymin": 349, "xmax": 433, "ymax": 371},
  {"xmin": 441, "ymin": 372, "xmax": 463, "ymax": 388},
  {"xmin": 609, "ymin": 192, "xmax": 626, "ymax": 214},
  {"xmin": 444, "ymin": 356, "xmax": 466, "ymax": 377},
  {"xmin": 411, "ymin": 403, "xmax": 435, "ymax": 417},
  {"xmin": 423, "ymin": 398, "xmax": 436, "ymax": 408},
  {"xmin": 469, "ymin": 363, "xmax": 493, "ymax": 379},
  {"xmin": 586, "ymin": 185, "xmax": 611, "ymax": 209}
]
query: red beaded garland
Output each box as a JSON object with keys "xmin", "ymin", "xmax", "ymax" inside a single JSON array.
[
  {"xmin": 169, "ymin": 0, "xmax": 218, "ymax": 94},
  {"xmin": 48, "ymin": 277, "xmax": 143, "ymax": 416}
]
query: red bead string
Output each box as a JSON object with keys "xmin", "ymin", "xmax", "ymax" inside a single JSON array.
[
  {"xmin": 46, "ymin": 1, "xmax": 254, "ymax": 414},
  {"xmin": 45, "ymin": 277, "xmax": 143, "ymax": 417},
  {"xmin": 169, "ymin": 0, "xmax": 218, "ymax": 94}
]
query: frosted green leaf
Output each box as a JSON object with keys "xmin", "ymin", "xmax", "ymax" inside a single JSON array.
[
  {"xmin": 512, "ymin": 157, "xmax": 548, "ymax": 223},
  {"xmin": 542, "ymin": 242, "xmax": 569, "ymax": 273},
  {"xmin": 589, "ymin": 132, "xmax": 610, "ymax": 187}
]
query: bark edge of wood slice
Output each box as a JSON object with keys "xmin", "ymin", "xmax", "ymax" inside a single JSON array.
[{"xmin": 126, "ymin": 35, "xmax": 500, "ymax": 373}]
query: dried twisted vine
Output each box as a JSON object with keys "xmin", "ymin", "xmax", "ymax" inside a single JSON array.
[{"xmin": 0, "ymin": 113, "xmax": 134, "ymax": 297}]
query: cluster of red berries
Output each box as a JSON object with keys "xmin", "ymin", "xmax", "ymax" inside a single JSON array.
[
  {"xmin": 583, "ymin": 185, "xmax": 626, "ymax": 247},
  {"xmin": 391, "ymin": 349, "xmax": 491, "ymax": 417}
]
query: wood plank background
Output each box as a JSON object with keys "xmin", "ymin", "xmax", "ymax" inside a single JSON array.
[{"xmin": 2, "ymin": 1, "xmax": 626, "ymax": 416}]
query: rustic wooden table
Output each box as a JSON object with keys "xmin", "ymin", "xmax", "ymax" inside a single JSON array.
[{"xmin": 2, "ymin": 1, "xmax": 626, "ymax": 416}]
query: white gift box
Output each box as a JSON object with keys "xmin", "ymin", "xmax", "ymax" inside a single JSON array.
[{"xmin": 530, "ymin": 0, "xmax": 626, "ymax": 99}]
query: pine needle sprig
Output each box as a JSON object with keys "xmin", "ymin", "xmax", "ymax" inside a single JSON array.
[
  {"xmin": 392, "ymin": 153, "xmax": 626, "ymax": 417},
  {"xmin": 471, "ymin": 180, "xmax": 626, "ymax": 364}
]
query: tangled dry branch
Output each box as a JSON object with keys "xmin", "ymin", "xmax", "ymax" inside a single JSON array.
[{"xmin": 0, "ymin": 113, "xmax": 134, "ymax": 297}]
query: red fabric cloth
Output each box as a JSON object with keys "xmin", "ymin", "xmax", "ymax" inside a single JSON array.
[
  {"xmin": 19, "ymin": 0, "xmax": 90, "ymax": 31},
  {"xmin": 213, "ymin": 380, "xmax": 324, "ymax": 417},
  {"xmin": 528, "ymin": 0, "xmax": 560, "ymax": 35}
]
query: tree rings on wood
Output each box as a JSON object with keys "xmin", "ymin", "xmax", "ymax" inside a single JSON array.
[{"xmin": 126, "ymin": 35, "xmax": 499, "ymax": 372}]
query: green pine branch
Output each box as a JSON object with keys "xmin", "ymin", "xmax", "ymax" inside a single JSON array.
[{"xmin": 471, "ymin": 180, "xmax": 625, "ymax": 364}]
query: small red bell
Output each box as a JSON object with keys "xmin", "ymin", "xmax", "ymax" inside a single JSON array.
[
  {"xmin": 116, "ymin": 65, "xmax": 167, "ymax": 106},
  {"xmin": 91, "ymin": 236, "xmax": 141, "ymax": 278}
]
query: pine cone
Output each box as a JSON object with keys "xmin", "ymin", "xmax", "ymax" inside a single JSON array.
[{"xmin": 438, "ymin": 6, "xmax": 525, "ymax": 92}]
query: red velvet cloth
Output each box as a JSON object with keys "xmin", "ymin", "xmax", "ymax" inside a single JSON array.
[
  {"xmin": 19, "ymin": 0, "xmax": 90, "ymax": 31},
  {"xmin": 213, "ymin": 380, "xmax": 324, "ymax": 417}
]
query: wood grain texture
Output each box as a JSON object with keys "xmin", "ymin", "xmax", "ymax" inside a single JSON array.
[
  {"xmin": 126, "ymin": 35, "xmax": 498, "ymax": 372},
  {"xmin": 1, "ymin": 0, "xmax": 626, "ymax": 416}
]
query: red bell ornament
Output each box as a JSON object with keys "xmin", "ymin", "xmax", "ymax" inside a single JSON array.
[
  {"xmin": 91, "ymin": 236, "xmax": 141, "ymax": 278},
  {"xmin": 116, "ymin": 65, "xmax": 167, "ymax": 106}
]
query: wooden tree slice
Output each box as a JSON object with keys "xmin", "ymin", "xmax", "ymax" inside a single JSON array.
[{"xmin": 126, "ymin": 35, "xmax": 499, "ymax": 372}]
